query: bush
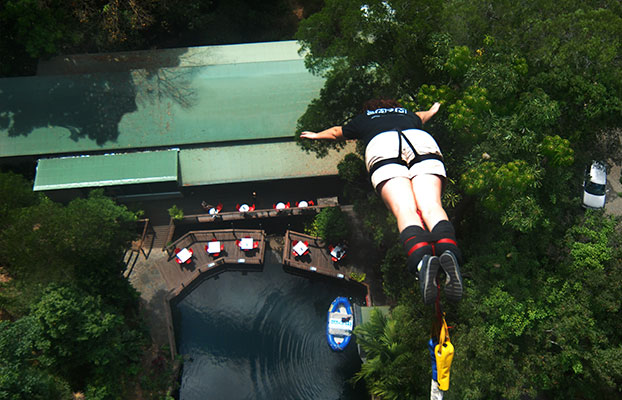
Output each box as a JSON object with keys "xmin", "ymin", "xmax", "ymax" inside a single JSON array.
[
  {"xmin": 168, "ymin": 205, "xmax": 183, "ymax": 220},
  {"xmin": 306, "ymin": 207, "xmax": 350, "ymax": 244}
]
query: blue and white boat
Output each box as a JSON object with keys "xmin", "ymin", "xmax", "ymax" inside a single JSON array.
[{"xmin": 326, "ymin": 297, "xmax": 354, "ymax": 351}]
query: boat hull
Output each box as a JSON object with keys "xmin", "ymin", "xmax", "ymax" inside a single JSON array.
[{"xmin": 326, "ymin": 296, "xmax": 354, "ymax": 351}]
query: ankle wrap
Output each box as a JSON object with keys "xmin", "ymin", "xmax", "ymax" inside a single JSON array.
[
  {"xmin": 400, "ymin": 226, "xmax": 433, "ymax": 273},
  {"xmin": 430, "ymin": 220, "xmax": 462, "ymax": 262}
]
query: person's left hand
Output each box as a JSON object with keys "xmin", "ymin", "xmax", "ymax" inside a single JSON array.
[{"xmin": 429, "ymin": 102, "xmax": 441, "ymax": 114}]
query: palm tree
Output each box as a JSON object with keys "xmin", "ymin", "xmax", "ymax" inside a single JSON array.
[{"xmin": 353, "ymin": 307, "xmax": 419, "ymax": 400}]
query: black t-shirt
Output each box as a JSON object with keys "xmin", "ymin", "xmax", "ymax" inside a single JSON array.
[{"xmin": 342, "ymin": 107, "xmax": 423, "ymax": 145}]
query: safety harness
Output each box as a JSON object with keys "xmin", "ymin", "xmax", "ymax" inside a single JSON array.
[
  {"xmin": 368, "ymin": 128, "xmax": 444, "ymax": 178},
  {"xmin": 429, "ymin": 281, "xmax": 455, "ymax": 396}
]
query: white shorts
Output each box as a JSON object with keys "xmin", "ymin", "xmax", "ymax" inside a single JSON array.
[{"xmin": 365, "ymin": 129, "xmax": 446, "ymax": 189}]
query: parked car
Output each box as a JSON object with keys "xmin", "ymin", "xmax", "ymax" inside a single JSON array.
[{"xmin": 582, "ymin": 161, "xmax": 607, "ymax": 209}]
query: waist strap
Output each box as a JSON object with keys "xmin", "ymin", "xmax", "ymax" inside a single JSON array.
[{"xmin": 368, "ymin": 129, "xmax": 443, "ymax": 177}]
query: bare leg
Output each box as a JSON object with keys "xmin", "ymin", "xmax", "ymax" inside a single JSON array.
[
  {"xmin": 411, "ymin": 174, "xmax": 447, "ymax": 230},
  {"xmin": 378, "ymin": 177, "xmax": 423, "ymax": 232},
  {"xmin": 379, "ymin": 177, "xmax": 433, "ymax": 282}
]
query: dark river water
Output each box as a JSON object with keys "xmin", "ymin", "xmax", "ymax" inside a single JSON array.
[{"xmin": 172, "ymin": 249, "xmax": 368, "ymax": 400}]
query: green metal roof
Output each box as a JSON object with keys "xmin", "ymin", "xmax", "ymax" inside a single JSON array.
[
  {"xmin": 33, "ymin": 150, "xmax": 178, "ymax": 191},
  {"xmin": 1, "ymin": 41, "xmax": 324, "ymax": 158},
  {"xmin": 179, "ymin": 141, "xmax": 355, "ymax": 186}
]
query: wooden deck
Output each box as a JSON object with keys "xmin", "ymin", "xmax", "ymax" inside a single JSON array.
[
  {"xmin": 158, "ymin": 229, "xmax": 266, "ymax": 297},
  {"xmin": 283, "ymin": 230, "xmax": 348, "ymax": 280},
  {"xmin": 159, "ymin": 204, "xmax": 340, "ymax": 250},
  {"xmin": 193, "ymin": 204, "xmax": 333, "ymax": 224}
]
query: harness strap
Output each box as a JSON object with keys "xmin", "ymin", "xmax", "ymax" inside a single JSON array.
[{"xmin": 368, "ymin": 129, "xmax": 444, "ymax": 178}]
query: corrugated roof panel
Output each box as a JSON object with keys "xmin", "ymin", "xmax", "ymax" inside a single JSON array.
[
  {"xmin": 33, "ymin": 150, "xmax": 178, "ymax": 191},
  {"xmin": 179, "ymin": 141, "xmax": 355, "ymax": 186},
  {"xmin": 1, "ymin": 41, "xmax": 324, "ymax": 158}
]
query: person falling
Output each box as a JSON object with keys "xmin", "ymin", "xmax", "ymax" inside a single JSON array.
[{"xmin": 301, "ymin": 99, "xmax": 463, "ymax": 305}]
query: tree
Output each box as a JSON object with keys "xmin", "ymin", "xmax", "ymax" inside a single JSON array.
[
  {"xmin": 0, "ymin": 0, "xmax": 309, "ymax": 77},
  {"xmin": 0, "ymin": 189, "xmax": 138, "ymax": 316},
  {"xmin": 0, "ymin": 171, "xmax": 39, "ymax": 223},
  {"xmin": 353, "ymin": 305, "xmax": 429, "ymax": 400},
  {"xmin": 306, "ymin": 206, "xmax": 351, "ymax": 244},
  {"xmin": 0, "ymin": 174, "xmax": 147, "ymax": 398},
  {"xmin": 0, "ymin": 317, "xmax": 72, "ymax": 399},
  {"xmin": 296, "ymin": 1, "xmax": 622, "ymax": 398},
  {"xmin": 30, "ymin": 284, "xmax": 145, "ymax": 396}
]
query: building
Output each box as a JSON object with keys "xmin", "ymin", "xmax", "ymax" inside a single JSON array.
[{"xmin": 0, "ymin": 41, "xmax": 353, "ymax": 202}]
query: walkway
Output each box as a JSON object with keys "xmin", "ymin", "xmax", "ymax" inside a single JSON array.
[{"xmin": 605, "ymin": 163, "xmax": 622, "ymax": 216}]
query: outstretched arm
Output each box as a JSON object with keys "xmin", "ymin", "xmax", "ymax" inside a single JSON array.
[
  {"xmin": 300, "ymin": 126, "xmax": 344, "ymax": 140},
  {"xmin": 415, "ymin": 102, "xmax": 441, "ymax": 125}
]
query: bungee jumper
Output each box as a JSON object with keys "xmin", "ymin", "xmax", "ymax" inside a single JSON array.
[{"xmin": 301, "ymin": 99, "xmax": 463, "ymax": 305}]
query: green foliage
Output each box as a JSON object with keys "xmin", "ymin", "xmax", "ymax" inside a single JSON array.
[
  {"xmin": 337, "ymin": 153, "xmax": 367, "ymax": 185},
  {"xmin": 0, "ymin": 178, "xmax": 146, "ymax": 398},
  {"xmin": 379, "ymin": 243, "xmax": 413, "ymax": 302},
  {"xmin": 0, "ymin": 171, "xmax": 39, "ymax": 222},
  {"xmin": 481, "ymin": 284, "xmax": 541, "ymax": 341},
  {"xmin": 0, "ymin": 317, "xmax": 72, "ymax": 399},
  {"xmin": 414, "ymin": 84, "xmax": 455, "ymax": 110},
  {"xmin": 444, "ymin": 45, "xmax": 474, "ymax": 79},
  {"xmin": 1, "ymin": 0, "xmax": 304, "ymax": 77},
  {"xmin": 139, "ymin": 347, "xmax": 180, "ymax": 400},
  {"xmin": 306, "ymin": 207, "xmax": 350, "ymax": 244},
  {"xmin": 296, "ymin": 1, "xmax": 622, "ymax": 398},
  {"xmin": 535, "ymin": 212, "xmax": 622, "ymax": 398},
  {"xmin": 337, "ymin": 153, "xmax": 368, "ymax": 202},
  {"xmin": 349, "ymin": 271, "xmax": 366, "ymax": 282},
  {"xmin": 168, "ymin": 204, "xmax": 184, "ymax": 220},
  {"xmin": 31, "ymin": 284, "xmax": 145, "ymax": 397},
  {"xmin": 516, "ymin": 89, "xmax": 561, "ymax": 131},
  {"xmin": 540, "ymin": 135, "xmax": 575, "ymax": 167},
  {"xmin": 0, "ymin": 190, "xmax": 139, "ymax": 315},
  {"xmin": 353, "ymin": 306, "xmax": 428, "ymax": 400},
  {"xmin": 461, "ymin": 159, "xmax": 541, "ymax": 218},
  {"xmin": 500, "ymin": 196, "xmax": 545, "ymax": 233},
  {"xmin": 446, "ymin": 85, "xmax": 491, "ymax": 141},
  {"xmin": 355, "ymin": 193, "xmax": 397, "ymax": 248},
  {"xmin": 3, "ymin": 0, "xmax": 75, "ymax": 57}
]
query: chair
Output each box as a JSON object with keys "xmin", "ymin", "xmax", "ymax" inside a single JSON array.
[
  {"xmin": 274, "ymin": 202, "xmax": 290, "ymax": 210},
  {"xmin": 174, "ymin": 248, "xmax": 183, "ymax": 264},
  {"xmin": 185, "ymin": 248, "xmax": 194, "ymax": 264},
  {"xmin": 237, "ymin": 203, "xmax": 255, "ymax": 212}
]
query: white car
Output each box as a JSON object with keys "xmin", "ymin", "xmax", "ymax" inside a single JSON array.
[{"xmin": 582, "ymin": 161, "xmax": 607, "ymax": 209}]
